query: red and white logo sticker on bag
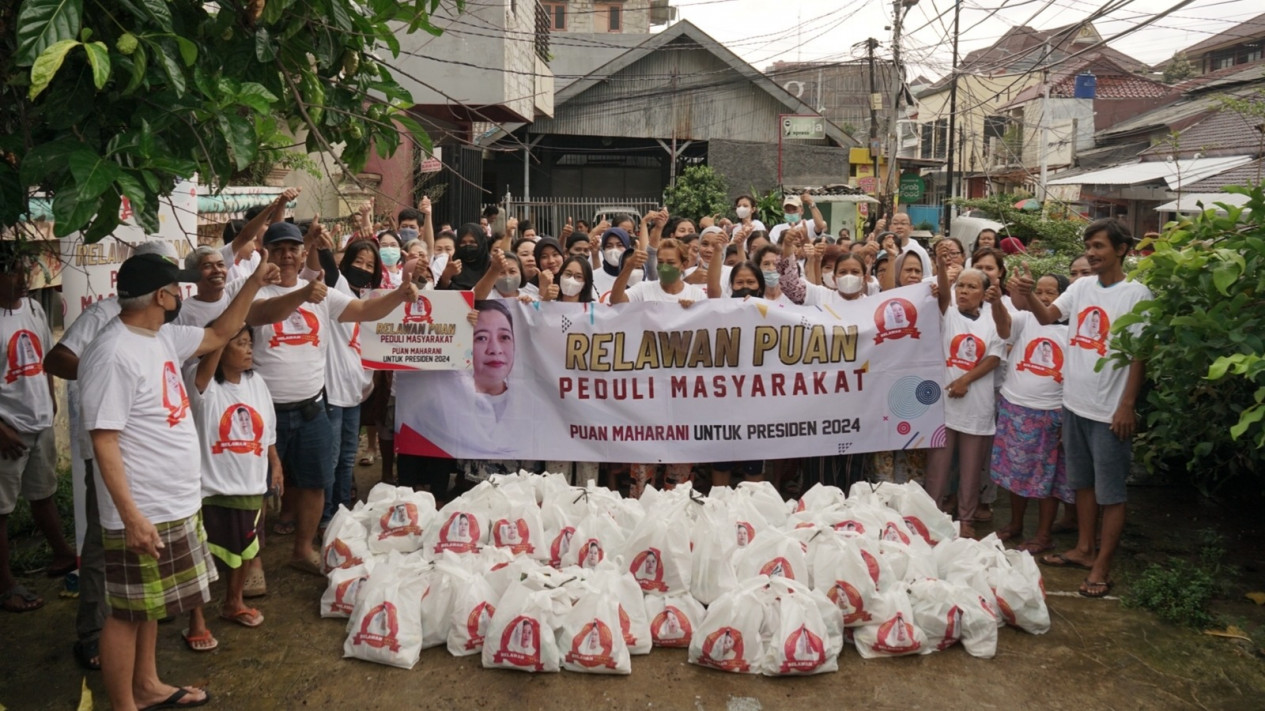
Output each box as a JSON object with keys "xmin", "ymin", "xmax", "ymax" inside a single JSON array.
[
  {"xmin": 630, "ymin": 548, "xmax": 668, "ymax": 592},
  {"xmin": 779, "ymin": 624, "xmax": 827, "ymax": 673},
  {"xmin": 435, "ymin": 511, "xmax": 480, "ymax": 554},
  {"xmin": 352, "ymin": 602, "xmax": 401, "ymax": 652},
  {"xmin": 564, "ymin": 619, "xmax": 618, "ymax": 669},
  {"xmin": 650, "ymin": 606, "xmax": 693, "ymax": 647},
  {"xmin": 697, "ymin": 627, "xmax": 750, "ymax": 673},
  {"xmin": 493, "ymin": 617, "xmax": 544, "ymax": 671}
]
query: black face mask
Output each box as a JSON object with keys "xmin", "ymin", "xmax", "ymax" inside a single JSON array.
[
  {"xmin": 458, "ymin": 244, "xmax": 480, "ymax": 261},
  {"xmin": 732, "ymin": 288, "xmax": 761, "ymax": 299},
  {"xmin": 163, "ymin": 294, "xmax": 182, "ymax": 324},
  {"xmin": 345, "ymin": 266, "xmax": 374, "ymax": 291}
]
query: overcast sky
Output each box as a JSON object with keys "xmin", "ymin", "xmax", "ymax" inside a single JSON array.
[{"xmin": 672, "ymin": 0, "xmax": 1260, "ymax": 78}]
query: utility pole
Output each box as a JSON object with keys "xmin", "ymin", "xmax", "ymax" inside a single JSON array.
[
  {"xmin": 887, "ymin": 0, "xmax": 917, "ymax": 217},
  {"xmin": 1038, "ymin": 39, "xmax": 1051, "ymax": 204},
  {"xmin": 943, "ymin": 0, "xmax": 962, "ymax": 233},
  {"xmin": 867, "ymin": 38, "xmax": 881, "ymax": 215}
]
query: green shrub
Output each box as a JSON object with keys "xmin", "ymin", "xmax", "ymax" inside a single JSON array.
[
  {"xmin": 1124, "ymin": 559, "xmax": 1218, "ymax": 628},
  {"xmin": 663, "ymin": 165, "xmax": 729, "ymax": 223},
  {"xmin": 1111, "ymin": 184, "xmax": 1265, "ymax": 497}
]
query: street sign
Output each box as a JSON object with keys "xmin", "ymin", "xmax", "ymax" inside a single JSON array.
[
  {"xmin": 420, "ymin": 147, "xmax": 443, "ymax": 174},
  {"xmin": 781, "ymin": 115, "xmax": 826, "ymax": 140},
  {"xmin": 899, "ymin": 173, "xmax": 925, "ymax": 202}
]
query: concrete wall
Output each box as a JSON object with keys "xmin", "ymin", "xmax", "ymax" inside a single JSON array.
[
  {"xmin": 709, "ymin": 139, "xmax": 851, "ymax": 198},
  {"xmin": 555, "ymin": 0, "xmax": 654, "ymax": 34}
]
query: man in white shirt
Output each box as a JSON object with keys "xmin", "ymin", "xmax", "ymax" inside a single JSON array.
[
  {"xmin": 0, "ymin": 246, "xmax": 77, "ymax": 616},
  {"xmin": 80, "ymin": 250, "xmax": 278, "ymax": 711},
  {"xmin": 889, "ymin": 212, "xmax": 933, "ymax": 278},
  {"xmin": 250, "ymin": 222, "xmax": 418, "ymax": 575},
  {"xmin": 769, "ymin": 193, "xmax": 827, "ymax": 244},
  {"xmin": 1014, "ymin": 219, "xmax": 1151, "ymax": 599}
]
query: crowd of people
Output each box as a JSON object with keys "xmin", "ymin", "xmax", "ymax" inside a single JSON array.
[{"xmin": 0, "ymin": 186, "xmax": 1148, "ymax": 708}]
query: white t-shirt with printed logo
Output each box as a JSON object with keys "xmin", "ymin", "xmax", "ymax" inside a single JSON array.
[
  {"xmin": 622, "ymin": 280, "xmax": 707, "ymax": 303},
  {"xmin": 1051, "ymin": 277, "xmax": 1152, "ymax": 423},
  {"xmin": 941, "ymin": 308, "xmax": 1005, "ymax": 436},
  {"xmin": 1000, "ymin": 311, "xmax": 1068, "ymax": 411},
  {"xmin": 188, "ymin": 371, "xmax": 276, "ymax": 497},
  {"xmin": 222, "ymin": 243, "xmax": 260, "ymax": 285},
  {"xmin": 58, "ymin": 298, "xmax": 122, "ymax": 459},
  {"xmin": 80, "ymin": 321, "xmax": 205, "ymax": 529},
  {"xmin": 0, "ymin": 299, "xmax": 54, "ymax": 433},
  {"xmin": 250, "ymin": 282, "xmax": 353, "ymax": 404},
  {"xmin": 325, "ymin": 275, "xmax": 373, "ymax": 408},
  {"xmin": 173, "ymin": 278, "xmax": 245, "ymax": 329}
]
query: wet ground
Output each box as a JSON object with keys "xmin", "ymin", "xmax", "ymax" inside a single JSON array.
[{"xmin": 2, "ymin": 464, "xmax": 1264, "ymax": 711}]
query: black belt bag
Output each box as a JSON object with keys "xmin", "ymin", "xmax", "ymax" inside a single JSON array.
[{"xmin": 275, "ymin": 392, "xmax": 325, "ymax": 421}]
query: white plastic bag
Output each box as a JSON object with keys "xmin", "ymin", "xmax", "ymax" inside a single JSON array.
[
  {"xmin": 810, "ymin": 535, "xmax": 892, "ymax": 627},
  {"xmin": 586, "ymin": 562, "xmax": 652, "ymax": 655},
  {"xmin": 321, "ymin": 506, "xmax": 371, "ymax": 573},
  {"xmin": 766, "ymin": 578, "xmax": 841, "ymax": 675},
  {"xmin": 622, "ymin": 499, "xmax": 692, "ymax": 595},
  {"xmin": 489, "ymin": 502, "xmax": 547, "ymax": 560},
  {"xmin": 994, "ymin": 550, "xmax": 1050, "ymax": 634},
  {"xmin": 447, "ymin": 570, "xmax": 501, "ymax": 656},
  {"xmin": 689, "ymin": 579, "xmax": 767, "ymax": 674},
  {"xmin": 734, "ymin": 480, "xmax": 788, "ymax": 527},
  {"xmin": 690, "ymin": 499, "xmax": 739, "ymax": 606},
  {"xmin": 566, "ymin": 510, "xmax": 626, "ymax": 570},
  {"xmin": 891, "ymin": 482, "xmax": 957, "ymax": 546},
  {"xmin": 343, "ymin": 555, "xmax": 427, "ymax": 669},
  {"xmin": 734, "ymin": 527, "xmax": 807, "ymax": 582},
  {"xmin": 320, "ymin": 561, "xmax": 374, "ymax": 619},
  {"xmin": 482, "ymin": 579, "xmax": 569, "ymax": 673},
  {"xmin": 644, "ymin": 592, "xmax": 706, "ymax": 649},
  {"xmin": 907, "ymin": 578, "xmax": 998, "ymax": 657},
  {"xmin": 364, "ymin": 488, "xmax": 437, "ymax": 555},
  {"xmin": 557, "ymin": 589, "xmax": 632, "ymax": 675},
  {"xmin": 852, "ymin": 588, "xmax": 927, "ymax": 659}
]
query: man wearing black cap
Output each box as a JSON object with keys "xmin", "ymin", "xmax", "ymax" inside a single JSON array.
[
  {"xmin": 78, "ymin": 250, "xmax": 278, "ymax": 711},
  {"xmin": 250, "ymin": 221, "xmax": 419, "ymax": 575}
]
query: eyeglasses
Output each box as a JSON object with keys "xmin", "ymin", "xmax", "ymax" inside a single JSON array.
[{"xmin": 941, "ymin": 250, "xmax": 963, "ymax": 257}]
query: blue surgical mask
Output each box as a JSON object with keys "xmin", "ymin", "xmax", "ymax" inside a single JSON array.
[
  {"xmin": 762, "ymin": 269, "xmax": 780, "ymax": 288},
  {"xmin": 784, "ymin": 213, "xmax": 802, "ymax": 225}
]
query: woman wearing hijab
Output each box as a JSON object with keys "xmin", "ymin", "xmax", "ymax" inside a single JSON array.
[
  {"xmin": 445, "ymin": 222, "xmax": 491, "ymax": 291},
  {"xmin": 529, "ymin": 237, "xmax": 566, "ymax": 294},
  {"xmin": 592, "ymin": 227, "xmax": 634, "ymax": 301}
]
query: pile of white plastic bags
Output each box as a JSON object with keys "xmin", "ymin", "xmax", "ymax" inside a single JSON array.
[{"xmin": 321, "ymin": 472, "xmax": 1049, "ymax": 674}]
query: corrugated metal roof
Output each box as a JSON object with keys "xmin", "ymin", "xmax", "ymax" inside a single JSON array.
[
  {"xmin": 1154, "ymin": 192, "xmax": 1252, "ymax": 213},
  {"xmin": 1179, "ymin": 11, "xmax": 1265, "ymax": 57},
  {"xmin": 1184, "ymin": 158, "xmax": 1265, "ymax": 190},
  {"xmin": 1048, "ymin": 155, "xmax": 1254, "ymax": 188},
  {"xmin": 1140, "ymin": 110, "xmax": 1265, "ymax": 157}
]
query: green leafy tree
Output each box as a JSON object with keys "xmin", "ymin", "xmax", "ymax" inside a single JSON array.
[
  {"xmin": 0, "ymin": 0, "xmax": 462, "ymax": 242},
  {"xmin": 662, "ymin": 165, "xmax": 729, "ymax": 222},
  {"xmin": 1110, "ymin": 184, "xmax": 1265, "ymax": 497},
  {"xmin": 949, "ymin": 193, "xmax": 1087, "ymax": 278},
  {"xmin": 1162, "ymin": 51, "xmax": 1196, "ymax": 85}
]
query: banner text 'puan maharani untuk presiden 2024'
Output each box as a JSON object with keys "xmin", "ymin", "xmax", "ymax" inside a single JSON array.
[{"xmin": 393, "ymin": 284, "xmax": 947, "ymax": 463}]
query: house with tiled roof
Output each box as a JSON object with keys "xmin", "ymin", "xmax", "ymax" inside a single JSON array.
[
  {"xmin": 915, "ymin": 19, "xmax": 1150, "ymax": 206},
  {"xmin": 1173, "ymin": 11, "xmax": 1265, "ymax": 77}
]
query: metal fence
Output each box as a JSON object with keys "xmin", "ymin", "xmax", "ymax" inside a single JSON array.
[{"xmin": 493, "ymin": 196, "xmax": 662, "ymax": 238}]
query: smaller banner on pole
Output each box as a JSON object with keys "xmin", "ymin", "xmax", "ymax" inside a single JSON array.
[{"xmin": 360, "ymin": 289, "xmax": 476, "ymax": 371}]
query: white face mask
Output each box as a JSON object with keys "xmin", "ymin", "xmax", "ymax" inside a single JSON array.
[
  {"xmin": 603, "ymin": 247, "xmax": 624, "ymax": 267},
  {"xmin": 560, "ymin": 275, "xmax": 585, "ymax": 297},
  {"xmin": 495, "ymin": 274, "xmax": 521, "ymax": 295},
  {"xmin": 822, "ymin": 272, "xmax": 836, "ymax": 289},
  {"xmin": 837, "ymin": 274, "xmax": 865, "ymax": 295},
  {"xmin": 735, "ymin": 206, "xmax": 751, "ymax": 220}
]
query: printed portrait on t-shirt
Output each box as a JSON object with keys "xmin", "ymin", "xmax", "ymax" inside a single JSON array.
[
  {"xmin": 1015, "ymin": 337, "xmax": 1065, "ymax": 383},
  {"xmin": 212, "ymin": 403, "xmax": 265, "ymax": 455},
  {"xmin": 269, "ymin": 308, "xmax": 321, "ymax": 347},
  {"xmin": 946, "ymin": 333, "xmax": 986, "ymax": 371},
  {"xmin": 1070, "ymin": 306, "xmax": 1111, "ymax": 355},
  {"xmin": 4, "ymin": 329, "xmax": 44, "ymax": 383},
  {"xmin": 161, "ymin": 361, "xmax": 190, "ymax": 426}
]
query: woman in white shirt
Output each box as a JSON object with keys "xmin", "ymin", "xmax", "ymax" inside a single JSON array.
[
  {"xmin": 991, "ymin": 273, "xmax": 1073, "ymax": 554},
  {"xmin": 923, "ymin": 250, "xmax": 1011, "ymax": 538},
  {"xmin": 733, "ymin": 194, "xmax": 768, "ymax": 234},
  {"xmin": 377, "ymin": 231, "xmax": 405, "ymax": 288},
  {"xmin": 183, "ymin": 326, "xmax": 282, "ymax": 650},
  {"xmin": 473, "ymin": 252, "xmax": 535, "ymax": 303}
]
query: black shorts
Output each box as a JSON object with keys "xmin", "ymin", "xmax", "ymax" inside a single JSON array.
[{"xmin": 397, "ymin": 455, "xmax": 462, "ymax": 501}]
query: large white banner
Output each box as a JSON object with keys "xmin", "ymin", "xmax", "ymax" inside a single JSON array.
[{"xmin": 395, "ymin": 284, "xmax": 947, "ymax": 463}]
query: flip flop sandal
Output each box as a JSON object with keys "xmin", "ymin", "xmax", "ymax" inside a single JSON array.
[
  {"xmin": 287, "ymin": 553, "xmax": 323, "ymax": 576},
  {"xmin": 358, "ymin": 454, "xmax": 375, "ymax": 466},
  {"xmin": 1, "ymin": 584, "xmax": 45, "ymax": 613},
  {"xmin": 139, "ymin": 687, "xmax": 211, "ymax": 711},
  {"xmin": 1017, "ymin": 540, "xmax": 1055, "ymax": 555},
  {"xmin": 1079, "ymin": 579, "xmax": 1113, "ymax": 599},
  {"xmin": 972, "ymin": 508, "xmax": 994, "ymax": 523},
  {"xmin": 181, "ymin": 629, "xmax": 219, "ymax": 653},
  {"xmin": 220, "ymin": 607, "xmax": 264, "ymax": 628},
  {"xmin": 1041, "ymin": 553, "xmax": 1092, "ymax": 570},
  {"xmin": 73, "ymin": 638, "xmax": 102, "ymax": 671},
  {"xmin": 271, "ymin": 520, "xmax": 296, "ymax": 536},
  {"xmin": 242, "ymin": 568, "xmax": 267, "ymax": 599}
]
